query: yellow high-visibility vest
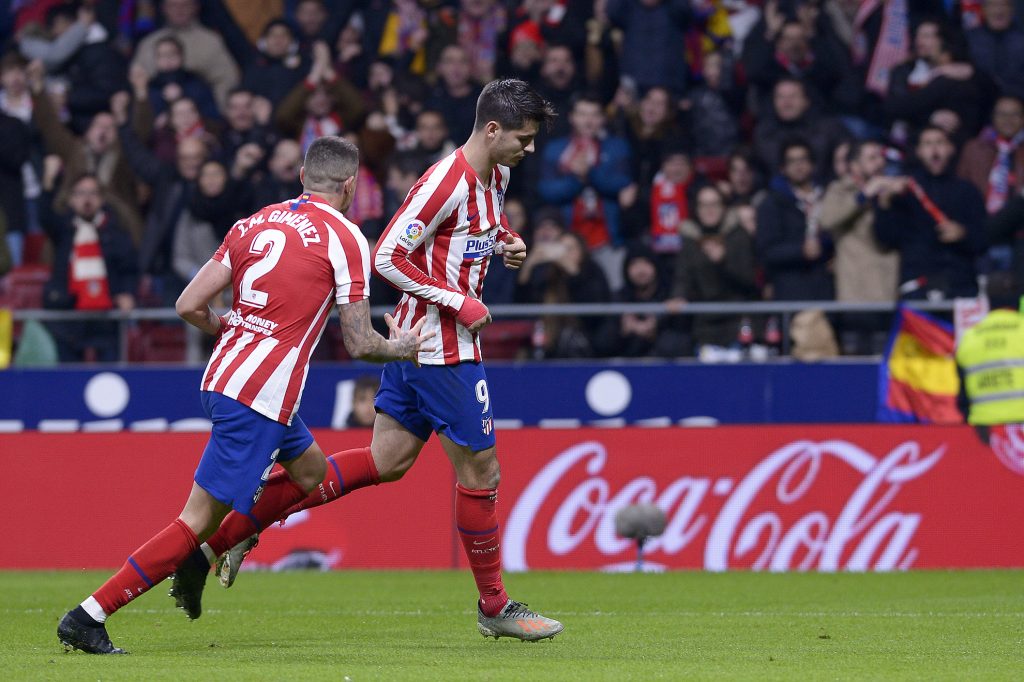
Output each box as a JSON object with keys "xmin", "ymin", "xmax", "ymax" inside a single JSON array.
[{"xmin": 955, "ymin": 309, "xmax": 1024, "ymax": 425}]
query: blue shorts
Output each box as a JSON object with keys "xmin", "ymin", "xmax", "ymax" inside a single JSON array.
[
  {"xmin": 194, "ymin": 391, "xmax": 314, "ymax": 517},
  {"xmin": 375, "ymin": 361, "xmax": 495, "ymax": 452}
]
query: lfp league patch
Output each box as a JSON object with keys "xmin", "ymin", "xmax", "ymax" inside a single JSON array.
[{"xmin": 397, "ymin": 220, "xmax": 426, "ymax": 250}]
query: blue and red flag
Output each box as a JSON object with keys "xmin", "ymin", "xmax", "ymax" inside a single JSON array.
[{"xmin": 877, "ymin": 306, "xmax": 963, "ymax": 423}]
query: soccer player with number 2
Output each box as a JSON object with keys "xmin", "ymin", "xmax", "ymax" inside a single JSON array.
[
  {"xmin": 56, "ymin": 137, "xmax": 432, "ymax": 654},
  {"xmin": 171, "ymin": 79, "xmax": 564, "ymax": 642}
]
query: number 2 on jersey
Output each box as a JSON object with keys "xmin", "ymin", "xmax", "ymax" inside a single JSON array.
[{"xmin": 239, "ymin": 229, "xmax": 286, "ymax": 308}]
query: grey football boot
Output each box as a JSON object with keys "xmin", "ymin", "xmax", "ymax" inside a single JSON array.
[
  {"xmin": 477, "ymin": 599, "xmax": 563, "ymax": 641},
  {"xmin": 216, "ymin": 534, "xmax": 259, "ymax": 588}
]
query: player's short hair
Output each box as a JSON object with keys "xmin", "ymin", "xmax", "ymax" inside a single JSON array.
[
  {"xmin": 473, "ymin": 78, "xmax": 557, "ymax": 132},
  {"xmin": 303, "ymin": 136, "xmax": 358, "ymax": 191}
]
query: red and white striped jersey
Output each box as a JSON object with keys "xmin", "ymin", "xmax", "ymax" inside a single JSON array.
[
  {"xmin": 202, "ymin": 194, "xmax": 370, "ymax": 424},
  {"xmin": 374, "ymin": 148, "xmax": 514, "ymax": 365}
]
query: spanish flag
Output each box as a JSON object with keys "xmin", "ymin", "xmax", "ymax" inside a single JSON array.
[{"xmin": 877, "ymin": 306, "xmax": 963, "ymax": 423}]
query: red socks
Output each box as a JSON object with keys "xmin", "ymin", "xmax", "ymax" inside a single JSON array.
[
  {"xmin": 205, "ymin": 448, "xmax": 379, "ymax": 557},
  {"xmin": 206, "ymin": 474, "xmax": 307, "ymax": 556},
  {"xmin": 92, "ymin": 518, "xmax": 198, "ymax": 615},
  {"xmin": 455, "ymin": 483, "xmax": 508, "ymax": 617},
  {"xmin": 281, "ymin": 447, "xmax": 379, "ymax": 518}
]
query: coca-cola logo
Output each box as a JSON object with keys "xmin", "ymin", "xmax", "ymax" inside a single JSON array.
[{"xmin": 504, "ymin": 439, "xmax": 945, "ymax": 572}]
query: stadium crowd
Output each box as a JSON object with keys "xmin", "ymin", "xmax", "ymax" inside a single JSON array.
[{"xmin": 0, "ymin": 0, "xmax": 1022, "ymax": 362}]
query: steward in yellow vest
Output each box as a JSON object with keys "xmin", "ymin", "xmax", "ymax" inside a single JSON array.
[{"xmin": 955, "ymin": 272, "xmax": 1024, "ymax": 441}]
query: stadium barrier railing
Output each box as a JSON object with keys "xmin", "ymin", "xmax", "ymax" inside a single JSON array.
[{"xmin": 9, "ymin": 300, "xmax": 957, "ymax": 360}]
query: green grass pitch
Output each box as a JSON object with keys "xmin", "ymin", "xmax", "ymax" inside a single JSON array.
[{"xmin": 3, "ymin": 570, "xmax": 1023, "ymax": 681}]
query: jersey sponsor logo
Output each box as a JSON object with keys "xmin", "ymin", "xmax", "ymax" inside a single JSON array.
[
  {"xmin": 464, "ymin": 234, "xmax": 497, "ymax": 260},
  {"xmin": 225, "ymin": 309, "xmax": 279, "ymax": 337},
  {"xmin": 397, "ymin": 220, "xmax": 426, "ymax": 249}
]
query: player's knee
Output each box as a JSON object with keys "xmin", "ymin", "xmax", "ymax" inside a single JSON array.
[
  {"xmin": 377, "ymin": 456, "xmax": 414, "ymax": 482},
  {"xmin": 290, "ymin": 456, "xmax": 327, "ymax": 494}
]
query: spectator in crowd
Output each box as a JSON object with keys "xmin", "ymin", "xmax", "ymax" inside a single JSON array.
[
  {"xmin": 116, "ymin": 105, "xmax": 208, "ymax": 299},
  {"xmin": 648, "ymin": 146, "xmax": 696, "ymax": 258},
  {"xmin": 684, "ymin": 50, "xmax": 741, "ymax": 159},
  {"xmin": 753, "ymin": 78, "xmax": 850, "ymax": 180},
  {"xmin": 30, "ymin": 64, "xmax": 140, "ymax": 240},
  {"xmin": 519, "ymin": 231, "xmax": 611, "ymax": 358},
  {"xmin": 966, "ymin": 0, "xmax": 1024, "ymax": 100},
  {"xmin": 143, "ymin": 95, "xmax": 217, "ymax": 167},
  {"xmin": 274, "ymin": 41, "xmax": 365, "ymax": 153},
  {"xmin": 172, "ymin": 158, "xmax": 250, "ymax": 285},
  {"xmin": 383, "ymin": 150, "xmax": 428, "ymax": 219},
  {"xmin": 821, "ymin": 140, "xmax": 899, "ymax": 302},
  {"xmin": 0, "ymin": 108, "xmax": 30, "ymax": 264},
  {"xmin": 536, "ymin": 43, "xmax": 577, "ymax": 138},
  {"xmin": 820, "ymin": 140, "xmax": 900, "ymax": 353},
  {"xmin": 605, "ymin": 0, "xmax": 691, "ymax": 95},
  {"xmin": 452, "ymin": 0, "xmax": 508, "ymax": 84},
  {"xmin": 346, "ymin": 374, "xmax": 381, "ymax": 428},
  {"xmin": 293, "ymin": 0, "xmax": 347, "ymax": 58},
  {"xmin": 251, "ymin": 139, "xmax": 303, "ymax": 211},
  {"xmin": 672, "ymin": 184, "xmax": 759, "ymax": 352},
  {"xmin": 19, "ymin": 3, "xmax": 127, "ymax": 134},
  {"xmin": 131, "ymin": 0, "xmax": 240, "ymax": 108},
  {"xmin": 622, "ymin": 86, "xmax": 682, "ymax": 190},
  {"xmin": 41, "ymin": 172, "xmax": 137, "ymax": 362},
  {"xmin": 425, "ymin": 44, "xmax": 481, "ymax": 143},
  {"xmin": 502, "ymin": 23, "xmax": 543, "ymax": 82},
  {"xmin": 719, "ymin": 148, "xmax": 766, "ymax": 207},
  {"xmin": 218, "ymin": 87, "xmax": 278, "ymax": 167},
  {"xmin": 756, "ymin": 138, "xmax": 834, "ymax": 301},
  {"xmin": 484, "ymin": 196, "xmax": 527, "ymax": 305},
  {"xmin": 403, "ymin": 109, "xmax": 455, "ymax": 164},
  {"xmin": 240, "ymin": 20, "xmax": 308, "ymax": 107},
  {"xmin": 334, "ymin": 12, "xmax": 371, "ymax": 88},
  {"xmin": 886, "ymin": 19, "xmax": 986, "ymax": 143},
  {"xmin": 539, "ymin": 93, "xmax": 633, "ymax": 291},
  {"xmin": 597, "ymin": 246, "xmax": 682, "ymax": 358},
  {"xmin": 743, "ymin": 12, "xmax": 847, "ymax": 114},
  {"xmin": 874, "ymin": 126, "xmax": 988, "ymax": 300},
  {"xmin": 958, "ymin": 96, "xmax": 1024, "ymax": 215},
  {"xmin": 144, "ymin": 35, "xmax": 219, "ymax": 121},
  {"xmin": 986, "ymin": 186, "xmax": 1024, "ymax": 291},
  {"xmin": 0, "ymin": 52, "xmax": 36, "ymax": 264}
]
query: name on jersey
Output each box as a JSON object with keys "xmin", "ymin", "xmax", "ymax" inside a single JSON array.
[
  {"xmin": 463, "ymin": 233, "xmax": 497, "ymax": 260},
  {"xmin": 225, "ymin": 309, "xmax": 278, "ymax": 336},
  {"xmin": 235, "ymin": 211, "xmax": 321, "ymax": 247}
]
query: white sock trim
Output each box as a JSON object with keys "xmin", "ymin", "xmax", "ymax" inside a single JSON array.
[
  {"xmin": 81, "ymin": 596, "xmax": 107, "ymax": 623},
  {"xmin": 201, "ymin": 543, "xmax": 216, "ymax": 565}
]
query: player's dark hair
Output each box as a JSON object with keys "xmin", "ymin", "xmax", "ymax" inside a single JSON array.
[
  {"xmin": 303, "ymin": 136, "xmax": 358, "ymax": 191},
  {"xmin": 473, "ymin": 78, "xmax": 557, "ymax": 132}
]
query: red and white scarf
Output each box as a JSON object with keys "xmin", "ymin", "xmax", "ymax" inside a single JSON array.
[
  {"xmin": 853, "ymin": 0, "xmax": 910, "ymax": 97},
  {"xmin": 68, "ymin": 213, "xmax": 113, "ymax": 310},
  {"xmin": 300, "ymin": 113, "xmax": 342, "ymax": 155},
  {"xmin": 649, "ymin": 172, "xmax": 690, "ymax": 254},
  {"xmin": 985, "ymin": 128, "xmax": 1024, "ymax": 214}
]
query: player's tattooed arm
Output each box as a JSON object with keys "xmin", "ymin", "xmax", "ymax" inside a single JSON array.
[{"xmin": 338, "ymin": 300, "xmax": 435, "ymax": 363}]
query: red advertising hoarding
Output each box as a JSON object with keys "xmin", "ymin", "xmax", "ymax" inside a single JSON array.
[{"xmin": 2, "ymin": 426, "xmax": 1021, "ymax": 571}]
